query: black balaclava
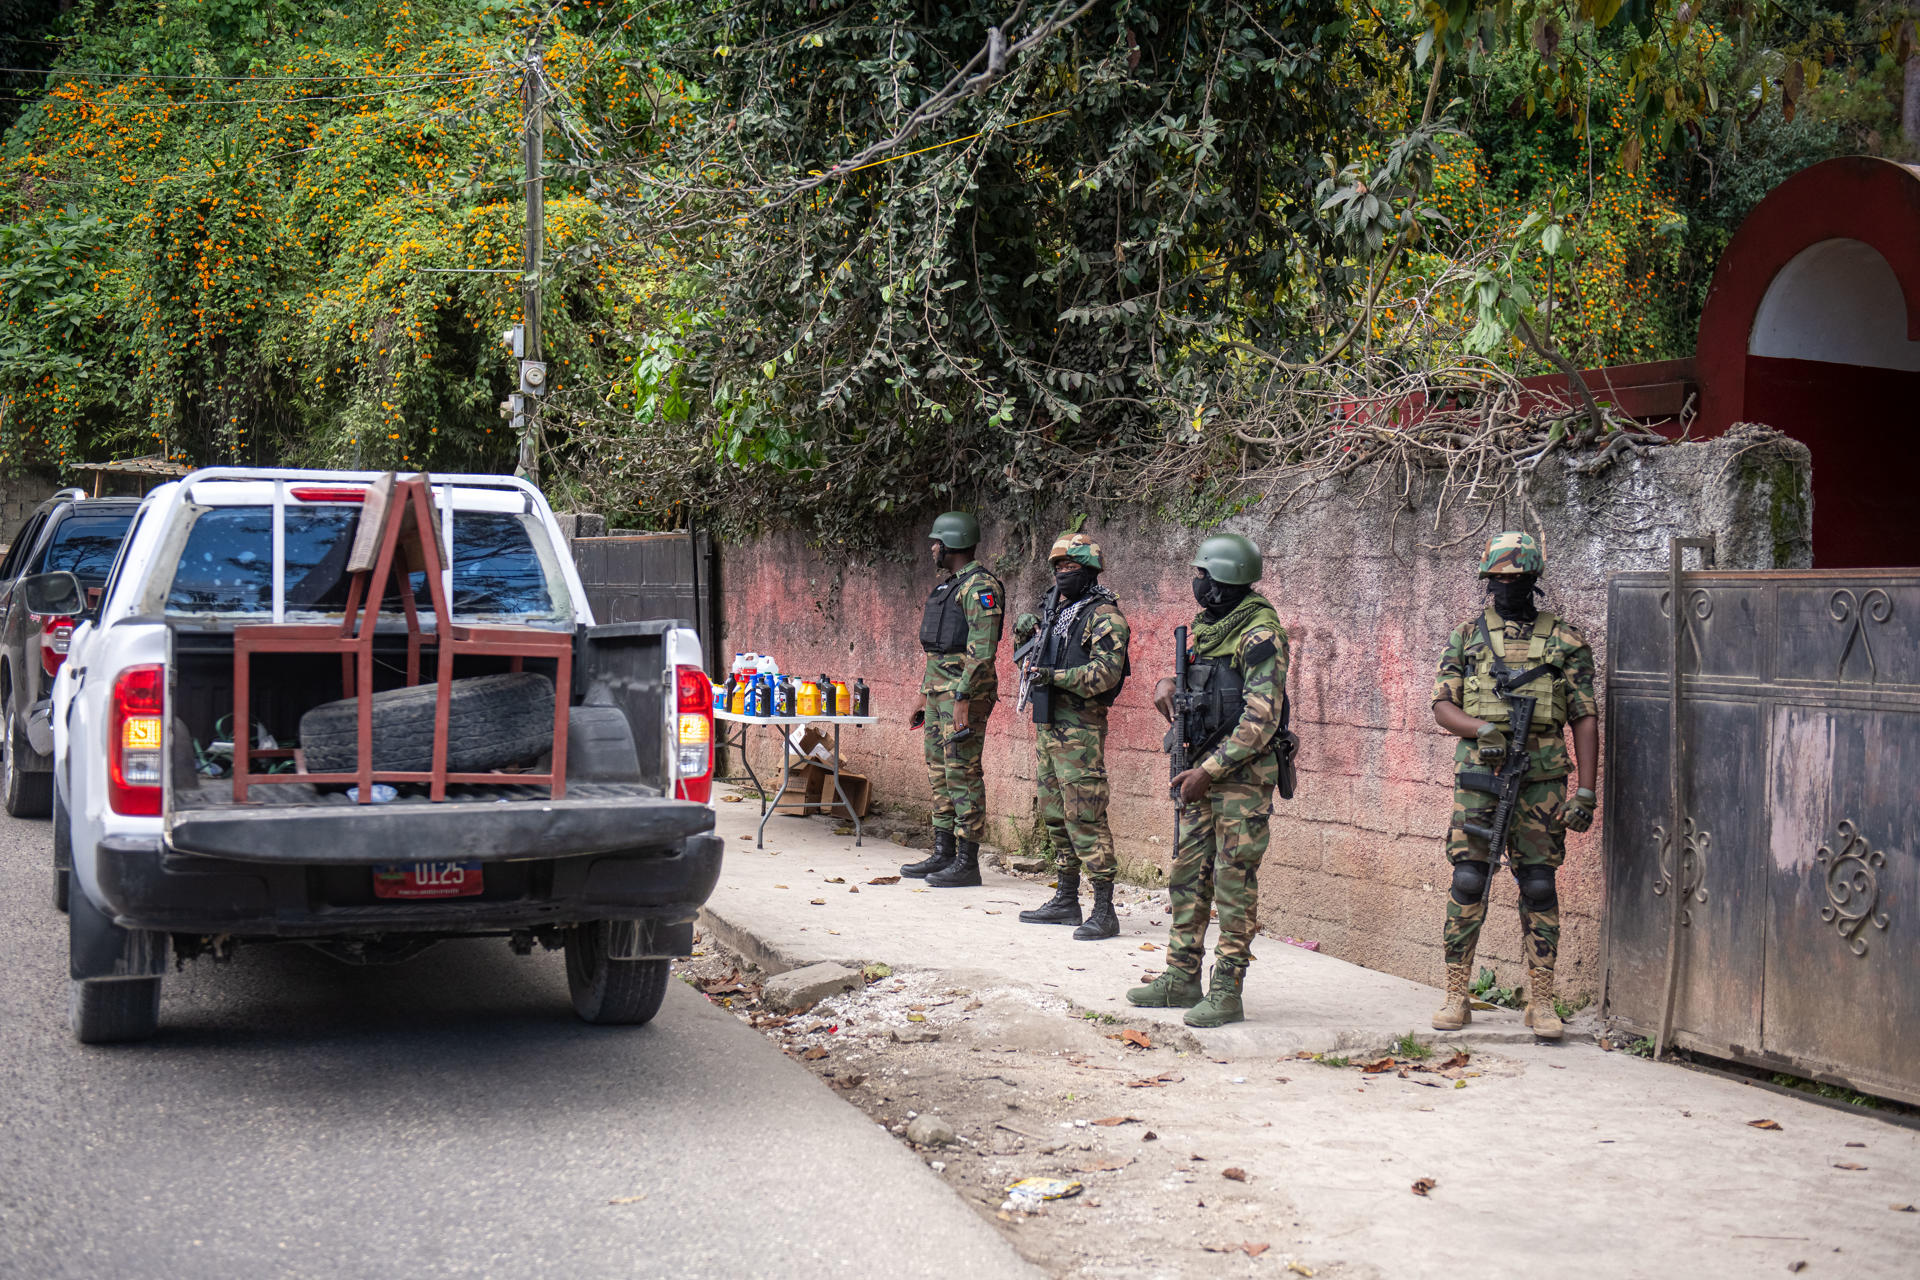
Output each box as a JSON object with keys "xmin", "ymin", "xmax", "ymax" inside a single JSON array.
[
  {"xmin": 1054, "ymin": 564, "xmax": 1096, "ymax": 602},
  {"xmin": 1489, "ymin": 574, "xmax": 1541, "ymax": 624},
  {"xmin": 1193, "ymin": 572, "xmax": 1252, "ymax": 619}
]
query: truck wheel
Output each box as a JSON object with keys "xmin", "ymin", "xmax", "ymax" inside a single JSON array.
[
  {"xmin": 52, "ymin": 785, "xmax": 70, "ymax": 913},
  {"xmin": 3, "ymin": 688, "xmax": 52, "ymax": 818},
  {"xmin": 299, "ymin": 673, "xmax": 555, "ymax": 776},
  {"xmin": 69, "ymin": 977, "xmax": 162, "ymax": 1044},
  {"xmin": 564, "ymin": 923, "xmax": 670, "ymax": 1026}
]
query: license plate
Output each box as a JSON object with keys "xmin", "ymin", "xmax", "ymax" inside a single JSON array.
[{"xmin": 372, "ymin": 861, "xmax": 484, "ymax": 899}]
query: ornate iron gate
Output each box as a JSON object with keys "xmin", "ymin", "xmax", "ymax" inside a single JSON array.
[{"xmin": 1602, "ymin": 553, "xmax": 1919, "ymax": 1105}]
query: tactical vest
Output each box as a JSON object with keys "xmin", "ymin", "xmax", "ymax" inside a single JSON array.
[
  {"xmin": 1461, "ymin": 608, "xmax": 1568, "ymax": 732},
  {"xmin": 1044, "ymin": 598, "xmax": 1130, "ymax": 708},
  {"xmin": 920, "ymin": 564, "xmax": 986, "ymax": 655},
  {"xmin": 1179, "ymin": 634, "xmax": 1281, "ymax": 757}
]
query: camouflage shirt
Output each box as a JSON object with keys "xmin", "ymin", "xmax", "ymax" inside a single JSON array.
[
  {"xmin": 922, "ymin": 560, "xmax": 1005, "ymax": 701},
  {"xmin": 1191, "ymin": 594, "xmax": 1290, "ymax": 786},
  {"xmin": 1015, "ymin": 595, "xmax": 1129, "ymax": 727},
  {"xmin": 1432, "ymin": 608, "xmax": 1598, "ymax": 780}
]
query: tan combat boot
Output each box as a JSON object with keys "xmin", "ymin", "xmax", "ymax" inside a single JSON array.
[
  {"xmin": 1524, "ymin": 968, "xmax": 1564, "ymax": 1040},
  {"xmin": 1431, "ymin": 963, "xmax": 1473, "ymax": 1031}
]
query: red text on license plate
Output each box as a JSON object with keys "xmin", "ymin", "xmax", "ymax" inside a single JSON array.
[{"xmin": 372, "ymin": 861, "xmax": 484, "ymax": 899}]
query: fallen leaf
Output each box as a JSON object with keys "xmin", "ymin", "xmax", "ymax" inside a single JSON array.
[
  {"xmin": 1436, "ymin": 1052, "xmax": 1471, "ymax": 1070},
  {"xmin": 1126, "ymin": 1072, "xmax": 1183, "ymax": 1088},
  {"xmin": 1846, "ymin": 1141, "xmax": 1866, "ymax": 1148},
  {"xmin": 1787, "ymin": 1263, "xmax": 1807, "ymax": 1274},
  {"xmin": 719, "ymin": 794, "xmax": 742, "ymax": 803},
  {"xmin": 608, "ymin": 1194, "xmax": 648, "ymax": 1204},
  {"xmin": 1142, "ymin": 1131, "xmax": 1158, "ymax": 1141},
  {"xmin": 964, "ymin": 999, "xmax": 983, "ymax": 1011},
  {"xmin": 824, "ymin": 876, "xmax": 845, "ymax": 883},
  {"xmin": 1222, "ymin": 1168, "xmax": 1248, "ymax": 1182},
  {"xmin": 809, "ymin": 898, "xmax": 826, "ymax": 905},
  {"xmin": 1748, "ymin": 1119, "xmax": 1783, "ymax": 1131},
  {"xmin": 801, "ymin": 1047, "xmax": 828, "ymax": 1061},
  {"xmin": 1076, "ymin": 1157, "xmax": 1133, "ymax": 1172},
  {"xmin": 1362, "ymin": 1057, "xmax": 1397, "ymax": 1074},
  {"xmin": 1091, "ymin": 1116, "xmax": 1140, "ymax": 1126},
  {"xmin": 1833, "ymin": 1162, "xmax": 1869, "ymax": 1171},
  {"xmin": 1121, "ymin": 1028, "xmax": 1153, "ymax": 1050},
  {"xmin": 868, "ymin": 875, "xmax": 901, "ymax": 885},
  {"xmin": 1411, "ymin": 1177, "xmax": 1437, "ymax": 1196},
  {"xmin": 774, "ymin": 884, "xmax": 789, "ymax": 889},
  {"xmin": 849, "ymin": 886, "xmax": 859, "ymax": 893},
  {"xmin": 1891, "ymin": 1204, "xmax": 1917, "ymax": 1212},
  {"xmin": 1286, "ymin": 1263, "xmax": 1314, "ymax": 1277},
  {"xmin": 910, "ymin": 1004, "xmax": 928, "ymax": 1011},
  {"xmin": 1201, "ymin": 1243, "xmax": 1270, "ymax": 1257},
  {"xmin": 1274, "ymin": 1076, "xmax": 1291, "ymax": 1084},
  {"xmin": 984, "ymin": 909, "xmax": 1002, "ymax": 914},
  {"xmin": 906, "ymin": 1013, "xmax": 926, "ymax": 1022},
  {"xmin": 1189, "ymin": 1153, "xmax": 1207, "ymax": 1161},
  {"xmin": 1454, "ymin": 1080, "xmax": 1467, "ymax": 1089},
  {"xmin": 1138, "ymin": 942, "xmax": 1158, "ymax": 951}
]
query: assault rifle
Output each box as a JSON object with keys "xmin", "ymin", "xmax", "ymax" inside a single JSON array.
[
  {"xmin": 1168, "ymin": 625, "xmax": 1196, "ymax": 802},
  {"xmin": 1457, "ymin": 690, "xmax": 1537, "ymax": 900},
  {"xmin": 1013, "ymin": 585, "xmax": 1062, "ymax": 722}
]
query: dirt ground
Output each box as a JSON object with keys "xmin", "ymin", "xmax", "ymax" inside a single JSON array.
[{"xmin": 675, "ymin": 935, "xmax": 1523, "ymax": 1280}]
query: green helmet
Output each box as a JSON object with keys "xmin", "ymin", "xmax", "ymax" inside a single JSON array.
[
  {"xmin": 1191, "ymin": 532, "xmax": 1262, "ymax": 585},
  {"xmin": 927, "ymin": 510, "xmax": 980, "ymax": 551},
  {"xmin": 1477, "ymin": 531, "xmax": 1544, "ymax": 577}
]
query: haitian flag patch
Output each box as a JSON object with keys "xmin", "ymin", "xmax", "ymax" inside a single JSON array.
[{"xmin": 977, "ymin": 589, "xmax": 998, "ymax": 610}]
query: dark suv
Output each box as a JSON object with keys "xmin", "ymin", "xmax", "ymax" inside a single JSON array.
[{"xmin": 0, "ymin": 489, "xmax": 139, "ymax": 816}]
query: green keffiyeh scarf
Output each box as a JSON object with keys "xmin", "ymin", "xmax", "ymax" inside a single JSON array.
[{"xmin": 1191, "ymin": 593, "xmax": 1277, "ymax": 658}]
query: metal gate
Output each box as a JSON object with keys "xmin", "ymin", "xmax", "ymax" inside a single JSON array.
[
  {"xmin": 571, "ymin": 529, "xmax": 719, "ymax": 674},
  {"xmin": 1602, "ymin": 551, "xmax": 1919, "ymax": 1104}
]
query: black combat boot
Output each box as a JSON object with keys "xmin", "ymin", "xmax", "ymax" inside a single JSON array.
[
  {"xmin": 901, "ymin": 829, "xmax": 955, "ymax": 879},
  {"xmin": 1018, "ymin": 865, "xmax": 1082, "ymax": 925},
  {"xmin": 926, "ymin": 837, "xmax": 982, "ymax": 888},
  {"xmin": 1072, "ymin": 879, "xmax": 1119, "ymax": 940}
]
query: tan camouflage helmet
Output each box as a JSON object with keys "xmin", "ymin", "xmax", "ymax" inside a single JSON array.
[
  {"xmin": 1048, "ymin": 531, "xmax": 1103, "ymax": 571},
  {"xmin": 1478, "ymin": 531, "xmax": 1544, "ymax": 577}
]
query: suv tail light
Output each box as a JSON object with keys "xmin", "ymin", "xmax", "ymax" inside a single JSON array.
[
  {"xmin": 109, "ymin": 664, "xmax": 164, "ymax": 816},
  {"xmin": 38, "ymin": 614, "xmax": 74, "ymax": 676},
  {"xmin": 673, "ymin": 665, "xmax": 714, "ymax": 803}
]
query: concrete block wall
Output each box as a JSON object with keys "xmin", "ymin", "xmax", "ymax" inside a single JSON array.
[
  {"xmin": 718, "ymin": 430, "xmax": 1812, "ymax": 996},
  {"xmin": 0, "ymin": 473, "xmax": 63, "ymax": 554}
]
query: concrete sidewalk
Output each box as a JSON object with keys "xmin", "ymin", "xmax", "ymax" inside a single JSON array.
[{"xmin": 701, "ymin": 783, "xmax": 1546, "ymax": 1059}]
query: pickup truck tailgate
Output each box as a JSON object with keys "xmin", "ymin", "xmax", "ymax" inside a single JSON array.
[{"xmin": 167, "ymin": 782, "xmax": 714, "ymax": 863}]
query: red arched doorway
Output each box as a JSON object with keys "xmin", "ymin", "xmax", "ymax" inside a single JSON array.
[{"xmin": 1696, "ymin": 156, "xmax": 1920, "ymax": 568}]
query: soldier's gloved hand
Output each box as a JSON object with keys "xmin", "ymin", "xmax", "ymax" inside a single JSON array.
[
  {"xmin": 1475, "ymin": 722, "xmax": 1508, "ymax": 762},
  {"xmin": 1028, "ymin": 665, "xmax": 1054, "ymax": 688},
  {"xmin": 1015, "ymin": 612, "xmax": 1040, "ymax": 642},
  {"xmin": 1565, "ymin": 787, "xmax": 1597, "ymax": 833}
]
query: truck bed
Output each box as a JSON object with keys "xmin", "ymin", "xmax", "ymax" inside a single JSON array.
[{"xmin": 167, "ymin": 781, "xmax": 714, "ymax": 863}]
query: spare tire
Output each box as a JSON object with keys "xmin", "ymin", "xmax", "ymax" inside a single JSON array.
[{"xmin": 299, "ymin": 673, "xmax": 556, "ymax": 776}]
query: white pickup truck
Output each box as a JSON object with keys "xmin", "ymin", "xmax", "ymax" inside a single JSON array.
[{"xmin": 38, "ymin": 468, "xmax": 720, "ymax": 1043}]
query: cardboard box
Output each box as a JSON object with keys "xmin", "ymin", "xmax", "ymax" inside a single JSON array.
[{"xmin": 771, "ymin": 763, "xmax": 870, "ymax": 819}]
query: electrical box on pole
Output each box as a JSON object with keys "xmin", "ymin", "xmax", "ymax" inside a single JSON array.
[{"xmin": 516, "ymin": 41, "xmax": 546, "ymax": 486}]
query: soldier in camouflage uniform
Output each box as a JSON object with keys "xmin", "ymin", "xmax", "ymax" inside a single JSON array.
[
  {"xmin": 1430, "ymin": 532, "xmax": 1598, "ymax": 1040},
  {"xmin": 1012, "ymin": 533, "xmax": 1132, "ymax": 940},
  {"xmin": 901, "ymin": 511, "xmax": 1005, "ymax": 889},
  {"xmin": 1128, "ymin": 533, "xmax": 1291, "ymax": 1027}
]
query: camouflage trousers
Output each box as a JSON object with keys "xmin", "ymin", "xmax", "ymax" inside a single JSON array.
[
  {"xmin": 1442, "ymin": 774, "xmax": 1565, "ymax": 972},
  {"xmin": 1035, "ymin": 720, "xmax": 1116, "ymax": 883},
  {"xmin": 923, "ymin": 693, "xmax": 994, "ymax": 841},
  {"xmin": 1166, "ymin": 780, "xmax": 1272, "ymax": 976}
]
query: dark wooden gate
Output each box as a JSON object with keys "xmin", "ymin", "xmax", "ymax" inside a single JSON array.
[
  {"xmin": 1603, "ymin": 554, "xmax": 1920, "ymax": 1105},
  {"xmin": 571, "ymin": 529, "xmax": 719, "ymax": 675}
]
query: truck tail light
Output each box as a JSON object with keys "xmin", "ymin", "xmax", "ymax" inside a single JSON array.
[
  {"xmin": 109, "ymin": 664, "xmax": 164, "ymax": 817},
  {"xmin": 288, "ymin": 486, "xmax": 368, "ymax": 502},
  {"xmin": 673, "ymin": 665, "xmax": 714, "ymax": 803},
  {"xmin": 38, "ymin": 614, "xmax": 74, "ymax": 676}
]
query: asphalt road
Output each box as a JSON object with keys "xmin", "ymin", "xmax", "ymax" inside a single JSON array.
[{"xmin": 0, "ymin": 811, "xmax": 1035, "ymax": 1279}]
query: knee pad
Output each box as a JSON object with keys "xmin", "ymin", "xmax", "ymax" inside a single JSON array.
[
  {"xmin": 1516, "ymin": 866, "xmax": 1558, "ymax": 912},
  {"xmin": 1449, "ymin": 861, "xmax": 1490, "ymax": 906}
]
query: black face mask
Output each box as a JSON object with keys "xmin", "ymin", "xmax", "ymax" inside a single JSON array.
[
  {"xmin": 1054, "ymin": 566, "xmax": 1095, "ymax": 602},
  {"xmin": 1193, "ymin": 575, "xmax": 1251, "ymax": 617},
  {"xmin": 1489, "ymin": 575, "xmax": 1540, "ymax": 623}
]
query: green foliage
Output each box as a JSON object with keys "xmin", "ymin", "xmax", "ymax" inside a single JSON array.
[
  {"xmin": 0, "ymin": 0, "xmax": 656, "ymax": 480},
  {"xmin": 1392, "ymin": 1031, "xmax": 1436, "ymax": 1059},
  {"xmin": 560, "ymin": 0, "xmax": 1369, "ymax": 549},
  {"xmin": 1471, "ymin": 966, "xmax": 1523, "ymax": 1008}
]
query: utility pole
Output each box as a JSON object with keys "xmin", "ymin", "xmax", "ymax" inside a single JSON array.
[{"xmin": 512, "ymin": 39, "xmax": 548, "ymax": 487}]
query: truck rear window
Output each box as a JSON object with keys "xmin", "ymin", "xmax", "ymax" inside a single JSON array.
[
  {"xmin": 165, "ymin": 507, "xmax": 557, "ymax": 617},
  {"xmin": 39, "ymin": 512, "xmax": 136, "ymax": 582}
]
